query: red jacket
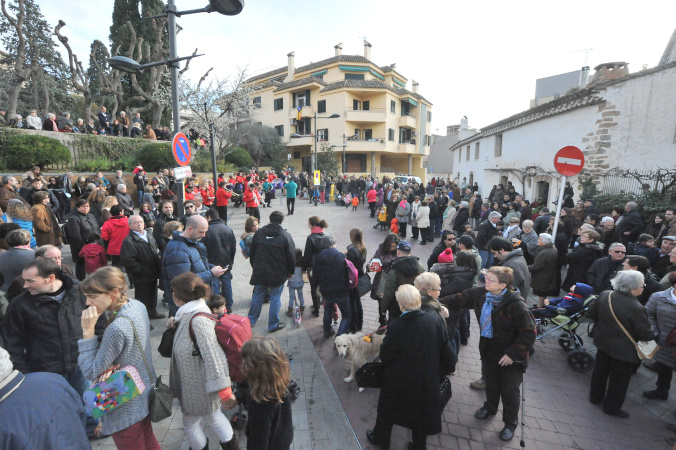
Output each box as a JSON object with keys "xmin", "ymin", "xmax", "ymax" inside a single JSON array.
[
  {"xmin": 367, "ymin": 189, "xmax": 377, "ymax": 203},
  {"xmin": 243, "ymin": 189, "xmax": 260, "ymax": 208},
  {"xmin": 216, "ymin": 188, "xmax": 232, "ymax": 206},
  {"xmin": 100, "ymin": 215, "xmax": 129, "ymax": 255},
  {"xmin": 200, "ymin": 185, "xmax": 215, "ymax": 206},
  {"xmin": 78, "ymin": 243, "xmax": 108, "ymax": 274}
]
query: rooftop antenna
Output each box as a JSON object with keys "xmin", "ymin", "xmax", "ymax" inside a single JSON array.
[{"xmin": 572, "ymin": 48, "xmax": 593, "ymax": 66}]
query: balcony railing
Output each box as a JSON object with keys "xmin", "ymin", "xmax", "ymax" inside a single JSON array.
[
  {"xmin": 287, "ymin": 135, "xmax": 315, "ymax": 146},
  {"xmin": 345, "ymin": 108, "xmax": 386, "ymax": 122},
  {"xmin": 289, "ymin": 105, "xmax": 314, "ymax": 118},
  {"xmin": 399, "ymin": 114, "xmax": 417, "ymax": 128},
  {"xmin": 347, "ymin": 138, "xmax": 385, "ymax": 151}
]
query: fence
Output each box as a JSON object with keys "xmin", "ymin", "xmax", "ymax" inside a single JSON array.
[{"xmin": 599, "ymin": 168, "xmax": 676, "ymax": 200}]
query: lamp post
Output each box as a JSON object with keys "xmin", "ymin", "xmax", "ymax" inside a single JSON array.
[
  {"xmin": 313, "ymin": 111, "xmax": 340, "ymax": 174},
  {"xmin": 109, "ymin": 0, "xmax": 244, "ymax": 214}
]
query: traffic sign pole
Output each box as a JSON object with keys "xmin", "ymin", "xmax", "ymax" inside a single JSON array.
[
  {"xmin": 551, "ymin": 176, "xmax": 567, "ymax": 238},
  {"xmin": 551, "ymin": 146, "xmax": 585, "ymax": 238}
]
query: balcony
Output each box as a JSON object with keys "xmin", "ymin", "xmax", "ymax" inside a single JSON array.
[
  {"xmin": 289, "ymin": 105, "xmax": 314, "ymax": 119},
  {"xmin": 346, "ymin": 138, "xmax": 385, "ymax": 152},
  {"xmin": 399, "ymin": 114, "xmax": 417, "ymax": 128},
  {"xmin": 345, "ymin": 108, "xmax": 386, "ymax": 123},
  {"xmin": 398, "ymin": 141, "xmax": 416, "ymax": 153},
  {"xmin": 287, "ymin": 135, "xmax": 315, "ymax": 147}
]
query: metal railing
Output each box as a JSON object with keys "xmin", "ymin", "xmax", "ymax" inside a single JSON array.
[
  {"xmin": 346, "ymin": 107, "xmax": 386, "ymax": 112},
  {"xmin": 599, "ymin": 168, "xmax": 676, "ymax": 198}
]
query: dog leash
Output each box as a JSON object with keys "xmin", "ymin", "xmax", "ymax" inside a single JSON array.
[{"xmin": 363, "ymin": 325, "xmax": 387, "ymax": 343}]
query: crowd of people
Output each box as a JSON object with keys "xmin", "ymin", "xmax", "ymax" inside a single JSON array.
[
  {"xmin": 0, "ymin": 106, "xmax": 176, "ymax": 140},
  {"xmin": 1, "ymin": 164, "xmax": 676, "ymax": 449}
]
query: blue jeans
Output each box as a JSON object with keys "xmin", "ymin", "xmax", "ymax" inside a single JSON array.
[
  {"xmin": 479, "ymin": 250, "xmax": 494, "ymax": 270},
  {"xmin": 324, "ymin": 295, "xmax": 351, "ymax": 336},
  {"xmin": 218, "ymin": 272, "xmax": 233, "ymax": 310},
  {"xmin": 62, "ymin": 367, "xmax": 100, "ymax": 434},
  {"xmin": 288, "ymin": 286, "xmax": 305, "ymax": 308},
  {"xmin": 248, "ymin": 284, "xmax": 284, "ymax": 331},
  {"xmin": 137, "ymin": 190, "xmax": 144, "ymax": 206},
  {"xmin": 434, "ymin": 217, "xmax": 443, "ymax": 236}
]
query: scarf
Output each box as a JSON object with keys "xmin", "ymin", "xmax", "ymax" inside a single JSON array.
[
  {"xmin": 311, "ymin": 226, "xmax": 324, "ymax": 234},
  {"xmin": 503, "ymin": 224, "xmax": 518, "ymax": 238},
  {"xmin": 479, "ymin": 289, "xmax": 507, "ymax": 338},
  {"xmin": 399, "ymin": 200, "xmax": 407, "ymax": 209},
  {"xmin": 175, "ymin": 299, "xmax": 210, "ymax": 323}
]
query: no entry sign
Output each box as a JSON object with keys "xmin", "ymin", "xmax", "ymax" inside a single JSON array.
[
  {"xmin": 172, "ymin": 132, "xmax": 192, "ymax": 167},
  {"xmin": 554, "ymin": 146, "xmax": 584, "ymax": 176}
]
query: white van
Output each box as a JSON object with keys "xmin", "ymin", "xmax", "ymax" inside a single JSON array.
[{"xmin": 392, "ymin": 175, "xmax": 422, "ymax": 185}]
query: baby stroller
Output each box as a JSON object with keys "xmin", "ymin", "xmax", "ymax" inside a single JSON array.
[
  {"xmin": 229, "ymin": 354, "xmax": 301, "ymax": 429},
  {"xmin": 533, "ymin": 294, "xmax": 597, "ymax": 373}
]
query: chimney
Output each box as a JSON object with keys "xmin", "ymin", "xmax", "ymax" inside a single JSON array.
[
  {"xmin": 412, "ymin": 80, "xmax": 419, "ymax": 94},
  {"xmin": 589, "ymin": 62, "xmax": 629, "ymax": 85},
  {"xmin": 284, "ymin": 51, "xmax": 295, "ymax": 82},
  {"xmin": 363, "ymin": 40, "xmax": 372, "ymax": 60},
  {"xmin": 579, "ymin": 66, "xmax": 590, "ymax": 88},
  {"xmin": 334, "ymin": 43, "xmax": 343, "ymax": 56}
]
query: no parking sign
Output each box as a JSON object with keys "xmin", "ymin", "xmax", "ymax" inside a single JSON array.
[{"xmin": 172, "ymin": 133, "xmax": 191, "ymax": 167}]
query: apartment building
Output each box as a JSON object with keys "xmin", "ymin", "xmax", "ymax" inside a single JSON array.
[{"xmin": 247, "ymin": 41, "xmax": 432, "ymax": 178}]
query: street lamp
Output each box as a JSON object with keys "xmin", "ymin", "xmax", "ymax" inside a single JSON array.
[
  {"xmin": 108, "ymin": 55, "xmax": 204, "ymax": 74},
  {"xmin": 313, "ymin": 112, "xmax": 340, "ymax": 174}
]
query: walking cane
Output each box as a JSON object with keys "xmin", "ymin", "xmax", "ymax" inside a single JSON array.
[{"xmin": 520, "ymin": 365, "xmax": 526, "ymax": 448}]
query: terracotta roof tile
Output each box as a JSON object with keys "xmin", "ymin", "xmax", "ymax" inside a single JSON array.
[{"xmin": 273, "ymin": 76, "xmax": 327, "ymax": 92}]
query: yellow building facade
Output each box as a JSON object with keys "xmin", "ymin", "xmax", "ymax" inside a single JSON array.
[{"xmin": 247, "ymin": 42, "xmax": 432, "ymax": 178}]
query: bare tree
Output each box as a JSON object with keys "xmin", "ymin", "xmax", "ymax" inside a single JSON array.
[
  {"xmin": 0, "ymin": 0, "xmax": 27, "ymax": 117},
  {"xmin": 54, "ymin": 20, "xmax": 92, "ymax": 120},
  {"xmin": 178, "ymin": 68, "xmax": 255, "ymax": 154}
]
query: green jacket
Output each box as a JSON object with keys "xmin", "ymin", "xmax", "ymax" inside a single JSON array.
[{"xmin": 285, "ymin": 180, "xmax": 298, "ymax": 198}]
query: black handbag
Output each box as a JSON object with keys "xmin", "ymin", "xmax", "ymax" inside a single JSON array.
[
  {"xmin": 158, "ymin": 326, "xmax": 176, "ymax": 358},
  {"xmin": 356, "ymin": 273, "xmax": 372, "ymax": 297},
  {"xmin": 355, "ymin": 357, "xmax": 385, "ymax": 389},
  {"xmin": 439, "ymin": 376, "xmax": 452, "ymax": 413},
  {"xmin": 119, "ymin": 317, "xmax": 173, "ymax": 422}
]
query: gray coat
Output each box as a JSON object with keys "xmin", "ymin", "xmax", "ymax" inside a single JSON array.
[
  {"xmin": 528, "ymin": 244, "xmax": 560, "ymax": 295},
  {"xmin": 645, "ymin": 288, "xmax": 676, "ymax": 368},
  {"xmin": 78, "ymin": 300, "xmax": 156, "ymax": 435},
  {"xmin": 170, "ymin": 300, "xmax": 230, "ymax": 416},
  {"xmin": 395, "ymin": 202, "xmax": 411, "ymax": 224},
  {"xmin": 501, "ymin": 248, "xmax": 531, "ymax": 297}
]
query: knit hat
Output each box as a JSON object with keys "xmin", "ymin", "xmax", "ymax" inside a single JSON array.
[
  {"xmin": 573, "ymin": 283, "xmax": 593, "ymax": 298},
  {"xmin": 397, "ymin": 240, "xmax": 412, "ymax": 252},
  {"xmin": 438, "ymin": 248, "xmax": 454, "ymax": 264}
]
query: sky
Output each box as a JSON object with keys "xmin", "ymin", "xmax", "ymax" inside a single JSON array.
[{"xmin": 21, "ymin": 0, "xmax": 676, "ymax": 134}]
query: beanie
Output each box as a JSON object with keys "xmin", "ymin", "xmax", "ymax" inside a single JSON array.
[{"xmin": 438, "ymin": 248, "xmax": 454, "ymax": 264}]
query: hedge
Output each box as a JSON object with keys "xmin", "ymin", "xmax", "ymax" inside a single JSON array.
[{"xmin": 1, "ymin": 131, "xmax": 72, "ymax": 169}]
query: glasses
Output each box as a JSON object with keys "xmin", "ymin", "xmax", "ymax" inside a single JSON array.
[
  {"xmin": 613, "ymin": 250, "xmax": 626, "ymax": 254},
  {"xmin": 185, "ymin": 206, "xmax": 194, "ymax": 209},
  {"xmin": 49, "ymin": 256, "xmax": 62, "ymax": 261},
  {"xmin": 484, "ymin": 278, "xmax": 500, "ymax": 284}
]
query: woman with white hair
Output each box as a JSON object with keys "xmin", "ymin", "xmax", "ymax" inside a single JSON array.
[
  {"xmin": 588, "ymin": 270, "xmax": 655, "ymax": 418},
  {"xmin": 367, "ymin": 284, "xmax": 455, "ymax": 449},
  {"xmin": 528, "ymin": 233, "xmax": 560, "ymax": 308},
  {"xmin": 43, "ymin": 112, "xmax": 58, "ymax": 131}
]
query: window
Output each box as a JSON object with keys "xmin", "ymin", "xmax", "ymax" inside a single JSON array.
[
  {"xmin": 253, "ymin": 96, "xmax": 261, "ymax": 109},
  {"xmin": 363, "ymin": 129, "xmax": 373, "ymax": 140},
  {"xmin": 273, "ymin": 98, "xmax": 283, "ymax": 111},
  {"xmin": 426, "ymin": 135, "xmax": 430, "ymax": 146},
  {"xmin": 388, "ymin": 128, "xmax": 395, "ymax": 141},
  {"xmin": 274, "ymin": 125, "xmax": 284, "ymax": 137},
  {"xmin": 353, "ymin": 99, "xmax": 361, "ymax": 111},
  {"xmin": 293, "ymin": 90, "xmax": 310, "ymax": 108},
  {"xmin": 466, "ymin": 146, "xmax": 470, "ymax": 161},
  {"xmin": 354, "ymin": 129, "xmax": 361, "ymax": 140},
  {"xmin": 293, "ymin": 151, "xmax": 300, "ymax": 159},
  {"xmin": 345, "ymin": 73, "xmax": 365, "ymax": 81},
  {"xmin": 363, "ymin": 101, "xmax": 370, "ymax": 111},
  {"xmin": 317, "ymin": 128, "xmax": 329, "ymax": 142},
  {"xmin": 495, "ymin": 134, "xmax": 503, "ymax": 157},
  {"xmin": 399, "ymin": 128, "xmax": 411, "ymax": 144},
  {"xmin": 296, "ymin": 118, "xmax": 311, "ymax": 134},
  {"xmin": 475, "ymin": 142, "xmax": 480, "ymax": 159},
  {"xmin": 427, "ymin": 111, "xmax": 431, "ymax": 122},
  {"xmin": 401, "ymin": 101, "xmax": 410, "ymax": 116},
  {"xmin": 317, "ymin": 100, "xmax": 326, "ymax": 114},
  {"xmin": 458, "ymin": 149, "xmax": 461, "ymax": 162},
  {"xmin": 390, "ymin": 100, "xmax": 396, "ymax": 113}
]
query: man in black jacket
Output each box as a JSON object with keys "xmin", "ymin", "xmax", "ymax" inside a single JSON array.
[
  {"xmin": 533, "ymin": 207, "xmax": 552, "ymax": 235},
  {"xmin": 476, "ymin": 211, "xmax": 502, "ymax": 270},
  {"xmin": 65, "ymin": 199, "xmax": 99, "ymax": 280},
  {"xmin": 380, "ymin": 241, "xmax": 425, "ymax": 324},
  {"xmin": 153, "ymin": 200, "xmax": 178, "ymax": 253},
  {"xmin": 248, "ymin": 210, "xmax": 295, "ymax": 332},
  {"xmin": 20, "ymin": 178, "xmax": 59, "ymax": 211},
  {"xmin": 121, "ymin": 215, "xmax": 164, "ymax": 320},
  {"xmin": 312, "ymin": 234, "xmax": 352, "ymax": 338},
  {"xmin": 203, "ymin": 209, "xmax": 237, "ymax": 313},
  {"xmin": 3, "ymin": 258, "xmax": 105, "ymax": 436},
  {"xmin": 617, "ymin": 202, "xmax": 644, "ymax": 246},
  {"xmin": 587, "ymin": 242, "xmax": 626, "ymax": 294}
]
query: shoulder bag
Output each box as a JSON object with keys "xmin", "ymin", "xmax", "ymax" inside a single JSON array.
[
  {"xmin": 158, "ymin": 326, "xmax": 177, "ymax": 358},
  {"xmin": 119, "ymin": 316, "xmax": 173, "ymax": 422},
  {"xmin": 608, "ymin": 293, "xmax": 659, "ymax": 360}
]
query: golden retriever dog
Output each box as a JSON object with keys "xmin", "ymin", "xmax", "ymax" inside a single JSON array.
[{"xmin": 334, "ymin": 332, "xmax": 385, "ymax": 392}]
